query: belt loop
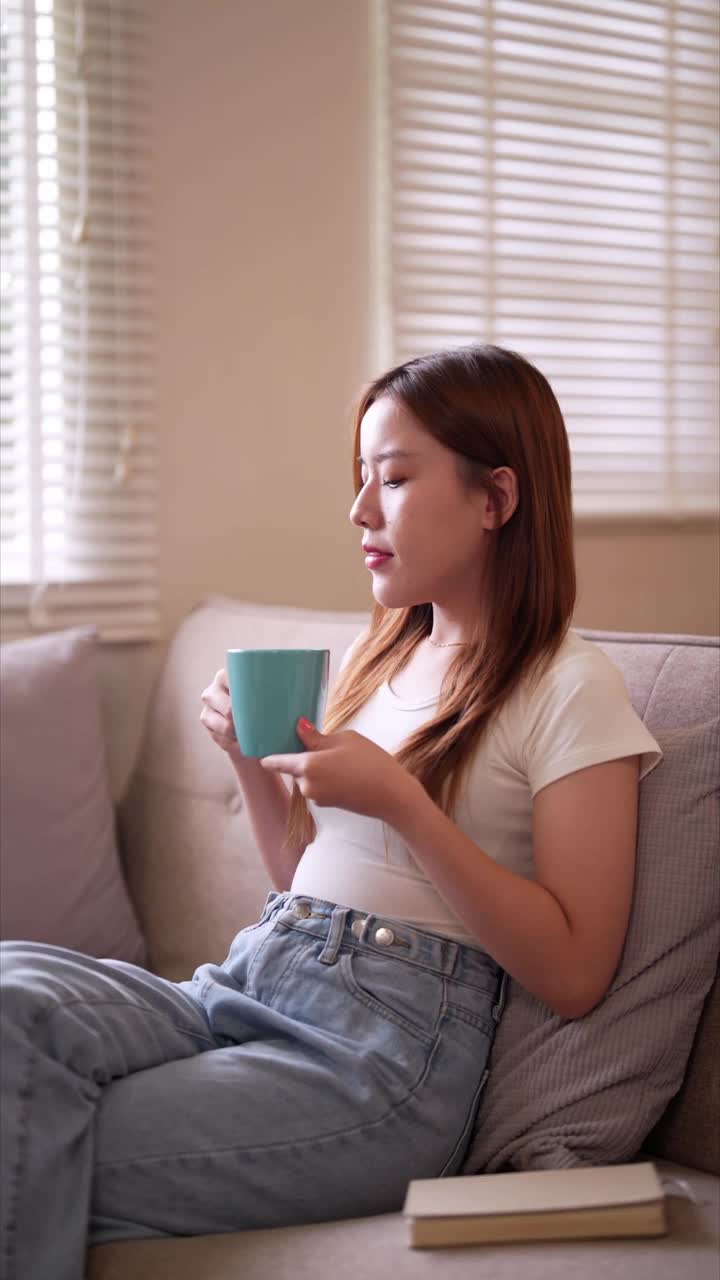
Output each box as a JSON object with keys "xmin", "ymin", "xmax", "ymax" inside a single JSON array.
[
  {"xmin": 443, "ymin": 939, "xmax": 459, "ymax": 976},
  {"xmin": 493, "ymin": 970, "xmax": 509, "ymax": 1023},
  {"xmin": 318, "ymin": 905, "xmax": 350, "ymax": 965}
]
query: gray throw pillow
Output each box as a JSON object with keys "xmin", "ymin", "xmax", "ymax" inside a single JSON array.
[
  {"xmin": 463, "ymin": 717, "xmax": 720, "ymax": 1173},
  {"xmin": 0, "ymin": 627, "xmax": 146, "ymax": 963}
]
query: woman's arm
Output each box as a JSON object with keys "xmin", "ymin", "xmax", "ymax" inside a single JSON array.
[
  {"xmin": 201, "ymin": 665, "xmax": 308, "ymax": 890},
  {"xmin": 386, "ymin": 755, "xmax": 640, "ymax": 1019},
  {"xmin": 231, "ymin": 756, "xmax": 305, "ymax": 891}
]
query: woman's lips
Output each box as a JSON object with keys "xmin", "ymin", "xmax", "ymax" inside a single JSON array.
[{"xmin": 364, "ymin": 552, "xmax": 393, "ymax": 569}]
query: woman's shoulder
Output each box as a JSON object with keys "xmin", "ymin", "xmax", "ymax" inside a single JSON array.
[
  {"xmin": 505, "ymin": 629, "xmax": 663, "ymax": 792},
  {"xmin": 531, "ymin": 628, "xmax": 623, "ymax": 693},
  {"xmin": 508, "ymin": 628, "xmax": 629, "ymax": 728}
]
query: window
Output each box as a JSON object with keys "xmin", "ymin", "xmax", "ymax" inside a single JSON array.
[
  {"xmin": 372, "ymin": 0, "xmax": 720, "ymax": 516},
  {"xmin": 1, "ymin": 0, "xmax": 158, "ymax": 640}
]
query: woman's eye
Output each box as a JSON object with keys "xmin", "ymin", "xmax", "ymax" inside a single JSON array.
[{"xmin": 358, "ymin": 474, "xmax": 405, "ymax": 490}]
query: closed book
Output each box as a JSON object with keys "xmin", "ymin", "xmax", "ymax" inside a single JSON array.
[{"xmin": 403, "ymin": 1161, "xmax": 667, "ymax": 1248}]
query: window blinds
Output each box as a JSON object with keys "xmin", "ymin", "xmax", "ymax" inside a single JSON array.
[
  {"xmin": 0, "ymin": 0, "xmax": 158, "ymax": 641},
  {"xmin": 374, "ymin": 0, "xmax": 720, "ymax": 516}
]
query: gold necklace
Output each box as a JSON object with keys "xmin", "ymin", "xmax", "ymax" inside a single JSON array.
[{"xmin": 428, "ymin": 638, "xmax": 468, "ymax": 648}]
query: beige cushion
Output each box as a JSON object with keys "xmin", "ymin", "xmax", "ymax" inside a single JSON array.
[
  {"xmin": 86, "ymin": 1159, "xmax": 719, "ymax": 1280},
  {"xmin": 0, "ymin": 627, "xmax": 145, "ymax": 963},
  {"xmin": 119, "ymin": 598, "xmax": 368, "ymax": 979}
]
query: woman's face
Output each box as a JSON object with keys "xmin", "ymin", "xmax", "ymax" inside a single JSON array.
[{"xmin": 349, "ymin": 395, "xmax": 498, "ymax": 613}]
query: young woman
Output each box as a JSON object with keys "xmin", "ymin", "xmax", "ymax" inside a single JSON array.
[{"xmin": 1, "ymin": 345, "xmax": 661, "ymax": 1280}]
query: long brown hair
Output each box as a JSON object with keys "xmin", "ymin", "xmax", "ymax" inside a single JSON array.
[{"xmin": 284, "ymin": 344, "xmax": 576, "ymax": 853}]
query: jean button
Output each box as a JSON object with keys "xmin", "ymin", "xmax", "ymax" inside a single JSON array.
[
  {"xmin": 351, "ymin": 918, "xmax": 367, "ymax": 939},
  {"xmin": 375, "ymin": 927, "xmax": 395, "ymax": 947},
  {"xmin": 293, "ymin": 901, "xmax": 312, "ymax": 919}
]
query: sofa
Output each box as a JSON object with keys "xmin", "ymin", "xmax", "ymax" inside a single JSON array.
[{"xmin": 1, "ymin": 596, "xmax": 718, "ymax": 1279}]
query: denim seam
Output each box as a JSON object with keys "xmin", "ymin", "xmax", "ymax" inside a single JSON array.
[
  {"xmin": 262, "ymin": 942, "xmax": 308, "ymax": 1007},
  {"xmin": 437, "ymin": 1065, "xmax": 491, "ymax": 1177},
  {"xmin": 96, "ymin": 1028, "xmax": 444, "ymax": 1171},
  {"xmin": 244, "ymin": 928, "xmax": 308, "ymax": 1003},
  {"xmin": 1, "ymin": 1006, "xmax": 44, "ymax": 1280},
  {"xmin": 1, "ymin": 999, "xmax": 214, "ymax": 1273},
  {"xmin": 350, "ymin": 946, "xmax": 501, "ymax": 995},
  {"xmin": 39, "ymin": 998, "xmax": 217, "ymax": 1072},
  {"xmin": 443, "ymin": 999, "xmax": 494, "ymax": 1036},
  {"xmin": 446, "ymin": 972, "xmax": 503, "ymax": 998},
  {"xmin": 244, "ymin": 929, "xmax": 278, "ymax": 997},
  {"xmin": 1, "ymin": 993, "xmax": 215, "ymax": 1272},
  {"xmin": 345, "ymin": 943, "xmax": 447, "ymax": 978}
]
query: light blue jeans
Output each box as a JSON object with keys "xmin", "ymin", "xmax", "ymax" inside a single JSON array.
[{"xmin": 0, "ymin": 891, "xmax": 507, "ymax": 1280}]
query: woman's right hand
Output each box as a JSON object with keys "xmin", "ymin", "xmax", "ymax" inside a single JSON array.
[{"xmin": 200, "ymin": 668, "xmax": 244, "ymax": 760}]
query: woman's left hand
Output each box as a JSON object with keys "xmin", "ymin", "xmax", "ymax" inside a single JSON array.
[{"xmin": 259, "ymin": 718, "xmax": 418, "ymax": 823}]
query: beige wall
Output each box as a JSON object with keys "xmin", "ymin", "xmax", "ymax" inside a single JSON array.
[
  {"xmin": 151, "ymin": 0, "xmax": 372, "ymax": 643},
  {"xmin": 103, "ymin": 0, "xmax": 719, "ymax": 797},
  {"xmin": 574, "ymin": 518, "xmax": 719, "ymax": 635}
]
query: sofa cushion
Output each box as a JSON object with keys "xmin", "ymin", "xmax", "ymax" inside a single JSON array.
[
  {"xmin": 463, "ymin": 717, "xmax": 720, "ymax": 1175},
  {"xmin": 0, "ymin": 627, "xmax": 146, "ymax": 963},
  {"xmin": 644, "ymin": 951, "xmax": 720, "ymax": 1175},
  {"xmin": 579, "ymin": 630, "xmax": 719, "ymax": 730},
  {"xmin": 86, "ymin": 1158, "xmax": 719, "ymax": 1280}
]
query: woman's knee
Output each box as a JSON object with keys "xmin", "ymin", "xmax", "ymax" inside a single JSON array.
[
  {"xmin": 0, "ymin": 942, "xmax": 106, "ymax": 1035},
  {"xmin": 0, "ymin": 944, "xmax": 67, "ymax": 1025}
]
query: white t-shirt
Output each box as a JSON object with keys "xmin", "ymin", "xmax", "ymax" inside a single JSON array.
[{"xmin": 290, "ymin": 629, "xmax": 663, "ymax": 944}]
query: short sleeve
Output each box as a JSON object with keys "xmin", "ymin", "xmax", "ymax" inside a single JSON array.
[{"xmin": 522, "ymin": 650, "xmax": 663, "ymax": 798}]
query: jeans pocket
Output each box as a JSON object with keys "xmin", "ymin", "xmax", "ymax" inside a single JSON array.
[{"xmin": 339, "ymin": 950, "xmax": 442, "ymax": 1047}]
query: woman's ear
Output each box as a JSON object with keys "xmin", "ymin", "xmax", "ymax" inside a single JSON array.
[{"xmin": 481, "ymin": 467, "xmax": 519, "ymax": 530}]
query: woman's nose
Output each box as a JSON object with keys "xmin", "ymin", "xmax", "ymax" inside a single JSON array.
[{"xmin": 349, "ymin": 492, "xmax": 371, "ymax": 527}]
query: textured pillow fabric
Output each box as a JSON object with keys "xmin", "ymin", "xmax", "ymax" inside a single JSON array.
[
  {"xmin": 0, "ymin": 627, "xmax": 146, "ymax": 963},
  {"xmin": 463, "ymin": 717, "xmax": 720, "ymax": 1174},
  {"xmin": 644, "ymin": 968, "xmax": 720, "ymax": 1175}
]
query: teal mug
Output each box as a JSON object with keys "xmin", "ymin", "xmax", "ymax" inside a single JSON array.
[{"xmin": 226, "ymin": 648, "xmax": 330, "ymax": 758}]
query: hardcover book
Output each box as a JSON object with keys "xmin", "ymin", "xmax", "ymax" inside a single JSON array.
[{"xmin": 403, "ymin": 1161, "xmax": 667, "ymax": 1248}]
